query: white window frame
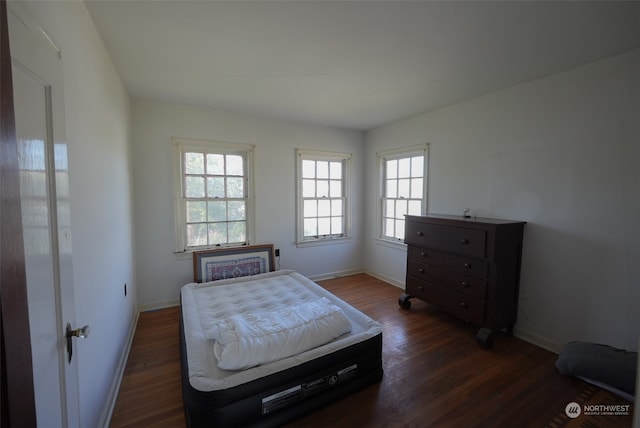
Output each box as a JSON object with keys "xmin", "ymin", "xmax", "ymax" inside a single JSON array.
[
  {"xmin": 377, "ymin": 144, "xmax": 429, "ymax": 247},
  {"xmin": 172, "ymin": 138, "xmax": 255, "ymax": 252},
  {"xmin": 295, "ymin": 148, "xmax": 352, "ymax": 247}
]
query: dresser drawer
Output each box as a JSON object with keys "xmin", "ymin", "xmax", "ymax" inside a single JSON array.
[
  {"xmin": 406, "ymin": 277, "xmax": 485, "ymax": 325},
  {"xmin": 405, "ymin": 222, "xmax": 486, "ymax": 259},
  {"xmin": 407, "ymin": 260, "xmax": 487, "ymax": 300},
  {"xmin": 407, "ymin": 246, "xmax": 488, "ymax": 279}
]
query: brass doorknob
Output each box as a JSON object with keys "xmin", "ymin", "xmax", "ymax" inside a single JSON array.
[
  {"xmin": 66, "ymin": 323, "xmax": 90, "ymax": 364},
  {"xmin": 67, "ymin": 324, "xmax": 90, "ymax": 339}
]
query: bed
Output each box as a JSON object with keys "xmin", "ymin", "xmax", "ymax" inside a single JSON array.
[{"xmin": 180, "ymin": 261, "xmax": 384, "ymax": 427}]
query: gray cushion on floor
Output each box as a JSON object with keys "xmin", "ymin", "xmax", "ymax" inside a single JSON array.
[{"xmin": 555, "ymin": 341, "xmax": 637, "ymax": 395}]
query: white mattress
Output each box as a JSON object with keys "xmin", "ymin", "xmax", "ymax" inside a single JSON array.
[{"xmin": 181, "ymin": 269, "xmax": 383, "ymax": 392}]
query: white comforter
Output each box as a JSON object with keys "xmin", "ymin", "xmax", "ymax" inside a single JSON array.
[{"xmin": 206, "ymin": 297, "xmax": 351, "ymax": 370}]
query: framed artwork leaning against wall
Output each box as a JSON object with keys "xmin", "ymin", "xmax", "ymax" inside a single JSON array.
[{"xmin": 192, "ymin": 244, "xmax": 275, "ymax": 283}]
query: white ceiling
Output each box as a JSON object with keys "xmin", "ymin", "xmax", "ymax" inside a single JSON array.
[{"xmin": 85, "ymin": 1, "xmax": 640, "ymax": 131}]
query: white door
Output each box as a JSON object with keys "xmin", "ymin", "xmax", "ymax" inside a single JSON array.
[{"xmin": 8, "ymin": 3, "xmax": 81, "ymax": 427}]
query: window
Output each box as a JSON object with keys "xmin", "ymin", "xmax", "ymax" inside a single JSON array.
[
  {"xmin": 379, "ymin": 145, "xmax": 428, "ymax": 243},
  {"xmin": 296, "ymin": 149, "xmax": 351, "ymax": 245},
  {"xmin": 173, "ymin": 138, "xmax": 255, "ymax": 252}
]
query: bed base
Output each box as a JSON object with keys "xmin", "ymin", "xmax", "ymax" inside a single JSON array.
[{"xmin": 180, "ymin": 314, "xmax": 383, "ymax": 428}]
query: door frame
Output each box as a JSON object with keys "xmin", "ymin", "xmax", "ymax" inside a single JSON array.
[{"xmin": 0, "ymin": 0, "xmax": 37, "ymax": 426}]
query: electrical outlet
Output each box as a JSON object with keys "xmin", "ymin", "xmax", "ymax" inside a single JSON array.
[{"xmin": 275, "ymin": 249, "xmax": 280, "ymax": 257}]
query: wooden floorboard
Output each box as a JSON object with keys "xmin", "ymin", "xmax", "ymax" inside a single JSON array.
[{"xmin": 109, "ymin": 274, "xmax": 634, "ymax": 427}]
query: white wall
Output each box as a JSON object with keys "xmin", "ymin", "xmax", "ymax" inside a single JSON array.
[
  {"xmin": 26, "ymin": 2, "xmax": 136, "ymax": 427},
  {"xmin": 364, "ymin": 49, "xmax": 640, "ymax": 353},
  {"xmin": 131, "ymin": 99, "xmax": 364, "ymax": 308}
]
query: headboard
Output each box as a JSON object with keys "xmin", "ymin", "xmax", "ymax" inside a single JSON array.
[{"xmin": 192, "ymin": 244, "xmax": 275, "ymax": 283}]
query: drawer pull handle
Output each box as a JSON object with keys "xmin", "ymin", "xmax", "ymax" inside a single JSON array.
[
  {"xmin": 418, "ymin": 286, "xmax": 424, "ymax": 292},
  {"xmin": 420, "ymin": 251, "xmax": 426, "ymax": 257},
  {"xmin": 460, "ymin": 302, "xmax": 468, "ymax": 309},
  {"xmin": 461, "ymin": 281, "xmax": 469, "ymax": 287},
  {"xmin": 417, "ymin": 231, "xmax": 424, "ymax": 237},
  {"xmin": 418, "ymin": 268, "xmax": 425, "ymax": 274},
  {"xmin": 460, "ymin": 238, "xmax": 469, "ymax": 244},
  {"xmin": 464, "ymin": 263, "xmax": 471, "ymax": 269}
]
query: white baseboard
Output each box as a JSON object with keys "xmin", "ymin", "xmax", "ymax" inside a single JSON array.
[
  {"xmin": 138, "ymin": 300, "xmax": 180, "ymax": 312},
  {"xmin": 513, "ymin": 326, "xmax": 563, "ymax": 354},
  {"xmin": 307, "ymin": 268, "xmax": 364, "ymax": 282},
  {"xmin": 364, "ymin": 270, "xmax": 404, "ymax": 289},
  {"xmin": 98, "ymin": 310, "xmax": 140, "ymax": 428}
]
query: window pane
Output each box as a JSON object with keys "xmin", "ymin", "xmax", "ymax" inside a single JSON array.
[
  {"xmin": 410, "ymin": 178, "xmax": 423, "ymax": 199},
  {"xmin": 329, "ymin": 180, "xmax": 341, "ymax": 197},
  {"xmin": 206, "ymin": 154, "xmax": 224, "ymax": 175},
  {"xmin": 380, "ymin": 151, "xmax": 427, "ymax": 242},
  {"xmin": 185, "ymin": 176, "xmax": 205, "ymax": 198},
  {"xmin": 398, "ymin": 157, "xmax": 411, "ymax": 178},
  {"xmin": 395, "ymin": 219, "xmax": 405, "ymax": 239},
  {"xmin": 208, "ymin": 201, "xmax": 227, "ymax": 221},
  {"xmin": 318, "ymin": 217, "xmax": 331, "ymax": 235},
  {"xmin": 208, "ymin": 223, "xmax": 227, "ymax": 245},
  {"xmin": 177, "ymin": 142, "xmax": 251, "ymax": 249},
  {"xmin": 304, "ymin": 218, "xmax": 317, "ymax": 237},
  {"xmin": 396, "ymin": 199, "xmax": 408, "ymax": 219},
  {"xmin": 186, "ymin": 201, "xmax": 206, "ymax": 223},
  {"xmin": 207, "ymin": 177, "xmax": 224, "ymax": 198},
  {"xmin": 318, "ymin": 199, "xmax": 331, "ymax": 216},
  {"xmin": 227, "ymin": 177, "xmax": 244, "ymax": 198},
  {"xmin": 298, "ymin": 152, "xmax": 349, "ymax": 242},
  {"xmin": 317, "ymin": 161, "xmax": 329, "ymax": 179},
  {"xmin": 386, "ymin": 159, "xmax": 397, "ymax": 179},
  {"xmin": 57, "ymin": 201, "xmax": 71, "ymax": 231},
  {"xmin": 21, "ymin": 171, "xmax": 47, "ymax": 198},
  {"xmin": 331, "ymin": 217, "xmax": 342, "ymax": 234},
  {"xmin": 302, "ymin": 179, "xmax": 316, "ymax": 197},
  {"xmin": 185, "ymin": 152, "xmax": 204, "ymax": 174},
  {"xmin": 329, "ymin": 161, "xmax": 342, "ymax": 179},
  {"xmin": 56, "ymin": 172, "xmax": 69, "ymax": 198},
  {"xmin": 228, "ymin": 221, "xmax": 246, "ymax": 243},
  {"xmin": 226, "ymin": 155, "xmax": 243, "ymax": 176},
  {"xmin": 331, "ymin": 199, "xmax": 343, "ymax": 216},
  {"xmin": 304, "ymin": 200, "xmax": 317, "ymax": 217},
  {"xmin": 187, "ymin": 223, "xmax": 207, "ymax": 247},
  {"xmin": 302, "ymin": 160, "xmax": 316, "ymax": 178},
  {"xmin": 408, "ymin": 200, "xmax": 421, "ymax": 215},
  {"xmin": 385, "ymin": 199, "xmax": 395, "ymax": 218},
  {"xmin": 386, "ymin": 179, "xmax": 397, "ymax": 198},
  {"xmin": 398, "ymin": 178, "xmax": 410, "ymax": 198},
  {"xmin": 412, "ymin": 156, "xmax": 424, "ymax": 177},
  {"xmin": 317, "ymin": 180, "xmax": 329, "ymax": 197},
  {"xmin": 385, "ymin": 218, "xmax": 394, "ymax": 238},
  {"xmin": 228, "ymin": 201, "xmax": 245, "ymax": 221}
]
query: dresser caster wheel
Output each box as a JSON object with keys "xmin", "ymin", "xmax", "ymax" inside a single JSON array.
[
  {"xmin": 398, "ymin": 293, "xmax": 412, "ymax": 309},
  {"xmin": 476, "ymin": 328, "xmax": 494, "ymax": 350}
]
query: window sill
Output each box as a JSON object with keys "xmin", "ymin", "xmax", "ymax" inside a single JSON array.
[
  {"xmin": 173, "ymin": 250, "xmax": 193, "ymax": 260},
  {"xmin": 296, "ymin": 237, "xmax": 351, "ymax": 248},
  {"xmin": 173, "ymin": 243, "xmax": 249, "ymax": 259},
  {"xmin": 374, "ymin": 237, "xmax": 407, "ymax": 251}
]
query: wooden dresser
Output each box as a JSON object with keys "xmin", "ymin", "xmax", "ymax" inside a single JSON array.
[{"xmin": 399, "ymin": 214, "xmax": 525, "ymax": 349}]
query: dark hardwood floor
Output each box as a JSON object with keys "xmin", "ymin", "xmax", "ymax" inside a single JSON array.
[{"xmin": 109, "ymin": 274, "xmax": 633, "ymax": 427}]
